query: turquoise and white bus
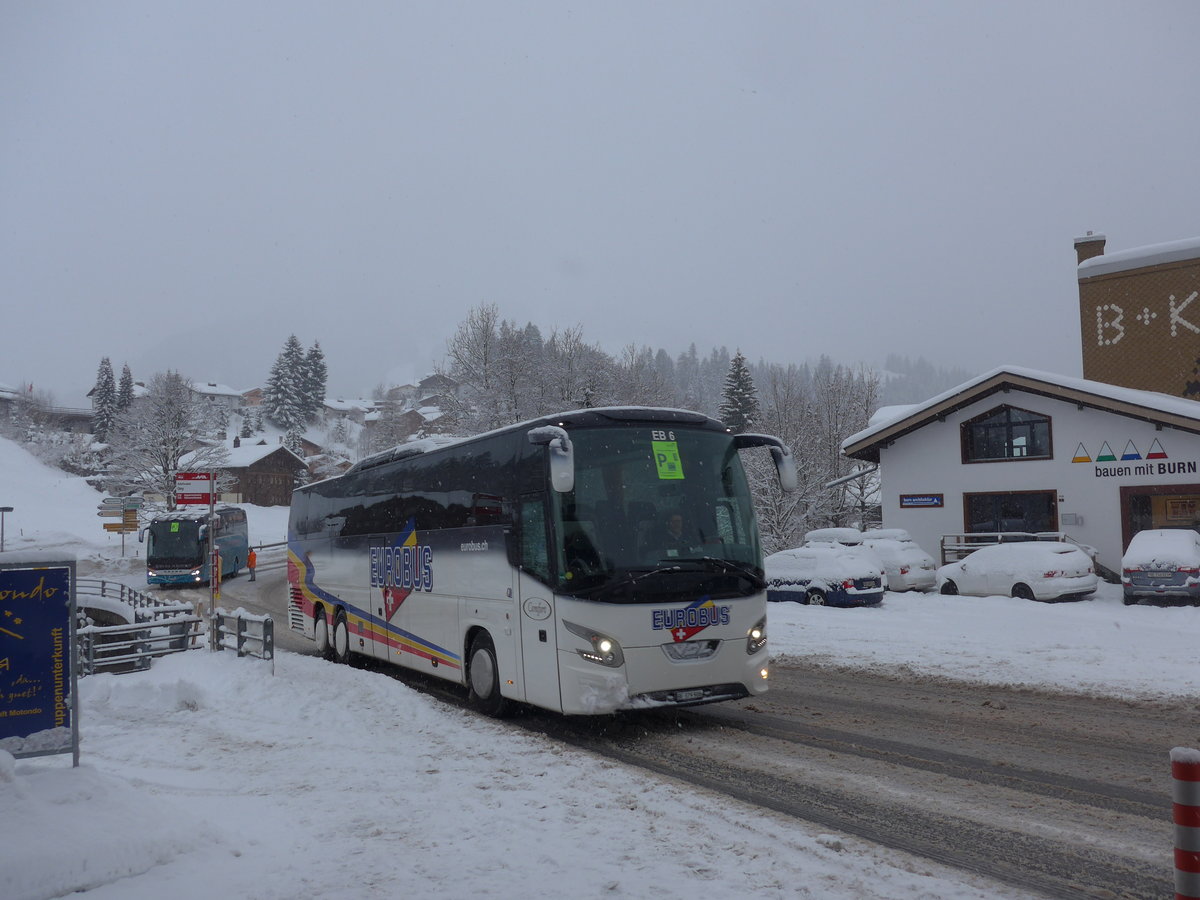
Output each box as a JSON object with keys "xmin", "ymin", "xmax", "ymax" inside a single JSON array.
[
  {"xmin": 287, "ymin": 407, "xmax": 796, "ymax": 715},
  {"xmin": 144, "ymin": 506, "xmax": 250, "ymax": 586}
]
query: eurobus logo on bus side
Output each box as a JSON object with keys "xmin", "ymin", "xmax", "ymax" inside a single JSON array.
[{"xmin": 369, "ymin": 519, "xmax": 433, "ymax": 619}]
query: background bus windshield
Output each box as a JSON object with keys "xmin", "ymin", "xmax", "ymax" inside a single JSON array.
[
  {"xmin": 552, "ymin": 427, "xmax": 761, "ymax": 597},
  {"xmin": 147, "ymin": 521, "xmax": 202, "ymax": 564}
]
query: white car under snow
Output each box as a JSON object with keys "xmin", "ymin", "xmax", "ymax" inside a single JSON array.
[{"xmin": 936, "ymin": 541, "xmax": 1097, "ymax": 602}]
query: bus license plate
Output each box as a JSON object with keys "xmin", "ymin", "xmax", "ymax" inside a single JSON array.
[{"xmin": 676, "ymin": 689, "xmax": 704, "ymax": 702}]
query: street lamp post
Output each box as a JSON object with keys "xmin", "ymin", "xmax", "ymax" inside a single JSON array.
[{"xmin": 0, "ymin": 506, "xmax": 12, "ymax": 553}]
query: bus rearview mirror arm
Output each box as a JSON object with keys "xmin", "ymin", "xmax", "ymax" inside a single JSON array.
[
  {"xmin": 528, "ymin": 425, "xmax": 575, "ymax": 493},
  {"xmin": 733, "ymin": 433, "xmax": 799, "ymax": 493}
]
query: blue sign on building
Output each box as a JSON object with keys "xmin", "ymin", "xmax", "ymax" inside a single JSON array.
[{"xmin": 0, "ymin": 560, "xmax": 78, "ymax": 764}]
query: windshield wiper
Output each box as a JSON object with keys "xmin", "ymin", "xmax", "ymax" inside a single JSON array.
[
  {"xmin": 690, "ymin": 556, "xmax": 767, "ymax": 590},
  {"xmin": 569, "ymin": 565, "xmax": 683, "ymax": 601}
]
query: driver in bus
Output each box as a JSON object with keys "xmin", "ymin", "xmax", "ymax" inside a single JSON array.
[{"xmin": 662, "ymin": 510, "xmax": 692, "ymax": 557}]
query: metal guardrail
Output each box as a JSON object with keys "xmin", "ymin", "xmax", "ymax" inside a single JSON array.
[
  {"xmin": 77, "ymin": 615, "xmax": 203, "ymax": 675},
  {"xmin": 76, "ymin": 578, "xmax": 185, "ymax": 620},
  {"xmin": 214, "ymin": 608, "xmax": 274, "ymax": 672},
  {"xmin": 74, "ymin": 578, "xmax": 273, "ymax": 675}
]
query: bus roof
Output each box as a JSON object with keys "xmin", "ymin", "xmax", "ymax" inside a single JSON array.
[
  {"xmin": 338, "ymin": 406, "xmax": 728, "ymax": 481},
  {"xmin": 148, "ymin": 506, "xmax": 241, "ymax": 524}
]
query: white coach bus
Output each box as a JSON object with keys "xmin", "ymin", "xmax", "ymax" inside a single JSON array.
[{"xmin": 287, "ymin": 407, "xmax": 796, "ymax": 716}]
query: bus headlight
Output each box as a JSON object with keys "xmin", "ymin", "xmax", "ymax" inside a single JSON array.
[
  {"xmin": 746, "ymin": 616, "xmax": 767, "ymax": 655},
  {"xmin": 563, "ymin": 620, "xmax": 625, "ymax": 668}
]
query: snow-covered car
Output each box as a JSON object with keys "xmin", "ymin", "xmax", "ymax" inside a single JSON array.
[
  {"xmin": 1121, "ymin": 528, "xmax": 1200, "ymax": 606},
  {"xmin": 803, "ymin": 527, "xmax": 865, "ymax": 546},
  {"xmin": 765, "ymin": 543, "xmax": 885, "ymax": 607},
  {"xmin": 861, "ymin": 528, "xmax": 937, "ymax": 592},
  {"xmin": 936, "ymin": 541, "xmax": 1097, "ymax": 602}
]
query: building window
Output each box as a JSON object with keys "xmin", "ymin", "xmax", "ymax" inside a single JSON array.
[
  {"xmin": 961, "ymin": 405, "xmax": 1051, "ymax": 463},
  {"xmin": 964, "ymin": 491, "xmax": 1057, "ymax": 535}
]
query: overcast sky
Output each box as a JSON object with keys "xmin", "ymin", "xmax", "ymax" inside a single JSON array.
[{"xmin": 5, "ymin": 2, "xmax": 1200, "ymax": 405}]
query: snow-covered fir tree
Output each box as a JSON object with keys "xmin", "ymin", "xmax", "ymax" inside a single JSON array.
[
  {"xmin": 116, "ymin": 363, "xmax": 135, "ymax": 411},
  {"xmin": 719, "ymin": 350, "xmax": 760, "ymax": 434},
  {"xmin": 303, "ymin": 341, "xmax": 328, "ymax": 424},
  {"xmin": 262, "ymin": 335, "xmax": 309, "ymax": 433},
  {"xmin": 91, "ymin": 358, "xmax": 117, "ymax": 443}
]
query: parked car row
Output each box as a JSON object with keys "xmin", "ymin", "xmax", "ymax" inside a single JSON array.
[
  {"xmin": 765, "ymin": 528, "xmax": 936, "ymax": 608},
  {"xmin": 766, "ymin": 525, "xmax": 1200, "ymax": 609}
]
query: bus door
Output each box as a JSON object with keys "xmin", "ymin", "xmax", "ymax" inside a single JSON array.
[{"xmin": 515, "ymin": 494, "xmax": 562, "ymax": 711}]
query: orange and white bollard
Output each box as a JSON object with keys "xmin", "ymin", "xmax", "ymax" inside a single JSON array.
[{"xmin": 1172, "ymin": 747, "xmax": 1200, "ymax": 900}]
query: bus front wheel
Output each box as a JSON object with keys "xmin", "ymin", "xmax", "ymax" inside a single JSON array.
[
  {"xmin": 331, "ymin": 609, "xmax": 351, "ymax": 665},
  {"xmin": 467, "ymin": 632, "xmax": 511, "ymax": 718}
]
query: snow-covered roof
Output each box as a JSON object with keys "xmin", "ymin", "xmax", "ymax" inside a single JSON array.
[
  {"xmin": 1078, "ymin": 234, "xmax": 1200, "ymax": 278},
  {"xmin": 323, "ymin": 397, "xmax": 376, "ymax": 413},
  {"xmin": 182, "ymin": 440, "xmax": 306, "ymax": 470},
  {"xmin": 192, "ymin": 382, "xmax": 244, "ymax": 398},
  {"xmin": 843, "ymin": 365, "xmax": 1200, "ymax": 463},
  {"xmin": 868, "ymin": 404, "xmax": 916, "ymax": 428}
]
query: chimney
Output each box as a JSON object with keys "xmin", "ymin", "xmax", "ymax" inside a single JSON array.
[
  {"xmin": 1074, "ymin": 231, "xmax": 1106, "ymax": 265},
  {"xmin": 233, "ymin": 436, "xmax": 241, "ymax": 448}
]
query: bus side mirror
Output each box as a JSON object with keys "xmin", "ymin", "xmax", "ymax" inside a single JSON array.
[
  {"xmin": 138, "ymin": 528, "xmax": 145, "ymax": 544},
  {"xmin": 770, "ymin": 445, "xmax": 799, "ymax": 493},
  {"xmin": 528, "ymin": 426, "xmax": 575, "ymax": 493},
  {"xmin": 198, "ymin": 525, "xmax": 209, "ymax": 541},
  {"xmin": 733, "ymin": 433, "xmax": 799, "ymax": 493}
]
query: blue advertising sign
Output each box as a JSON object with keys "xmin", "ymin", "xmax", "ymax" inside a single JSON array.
[
  {"xmin": 899, "ymin": 493, "xmax": 944, "ymax": 509},
  {"xmin": 0, "ymin": 561, "xmax": 78, "ymax": 763}
]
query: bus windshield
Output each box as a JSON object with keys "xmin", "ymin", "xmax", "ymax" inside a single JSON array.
[
  {"xmin": 147, "ymin": 519, "xmax": 203, "ymax": 566},
  {"xmin": 550, "ymin": 426, "xmax": 763, "ymax": 601}
]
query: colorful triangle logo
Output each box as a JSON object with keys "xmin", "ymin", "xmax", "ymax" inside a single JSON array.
[
  {"xmin": 1147, "ymin": 438, "xmax": 1168, "ymax": 460},
  {"xmin": 1095, "ymin": 441, "xmax": 1117, "ymax": 462},
  {"xmin": 1072, "ymin": 443, "xmax": 1092, "ymax": 463},
  {"xmin": 1121, "ymin": 440, "xmax": 1142, "ymax": 461}
]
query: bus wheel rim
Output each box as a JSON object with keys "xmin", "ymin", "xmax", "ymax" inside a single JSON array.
[
  {"xmin": 471, "ymin": 649, "xmax": 495, "ymax": 697},
  {"xmin": 334, "ymin": 620, "xmax": 348, "ymax": 656}
]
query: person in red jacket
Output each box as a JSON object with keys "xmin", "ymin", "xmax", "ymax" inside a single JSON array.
[{"xmin": 248, "ymin": 548, "xmax": 257, "ymax": 582}]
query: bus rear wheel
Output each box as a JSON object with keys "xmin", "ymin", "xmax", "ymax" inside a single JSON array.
[
  {"xmin": 313, "ymin": 607, "xmax": 332, "ymax": 660},
  {"xmin": 467, "ymin": 632, "xmax": 511, "ymax": 718},
  {"xmin": 331, "ymin": 609, "xmax": 351, "ymax": 665}
]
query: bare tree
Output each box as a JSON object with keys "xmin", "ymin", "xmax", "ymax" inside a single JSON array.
[
  {"xmin": 746, "ymin": 363, "xmax": 815, "ymax": 552},
  {"xmin": 442, "ymin": 303, "xmax": 504, "ymax": 433},
  {"xmin": 611, "ymin": 344, "xmax": 673, "ymax": 406},
  {"xmin": 104, "ymin": 371, "xmax": 230, "ymax": 508}
]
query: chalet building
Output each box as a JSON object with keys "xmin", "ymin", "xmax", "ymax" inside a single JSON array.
[
  {"xmin": 216, "ymin": 439, "xmax": 308, "ymax": 506},
  {"xmin": 322, "ymin": 397, "xmax": 376, "ymax": 424},
  {"xmin": 843, "ymin": 366, "xmax": 1200, "ymax": 575},
  {"xmin": 191, "ymin": 382, "xmax": 244, "ymax": 410}
]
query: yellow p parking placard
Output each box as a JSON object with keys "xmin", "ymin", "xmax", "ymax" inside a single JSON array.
[{"xmin": 652, "ymin": 440, "xmax": 684, "ymax": 479}]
